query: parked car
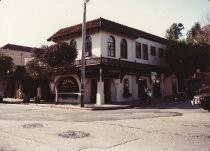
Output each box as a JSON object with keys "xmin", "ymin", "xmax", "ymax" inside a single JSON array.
[{"xmin": 191, "ymin": 86, "xmax": 210, "ymax": 111}]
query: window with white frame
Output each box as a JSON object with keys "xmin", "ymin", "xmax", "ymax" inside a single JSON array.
[{"xmin": 108, "ymin": 36, "xmax": 115, "ymax": 57}]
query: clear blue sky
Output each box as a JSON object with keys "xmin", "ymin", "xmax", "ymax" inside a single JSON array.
[{"xmin": 0, "ymin": 0, "xmax": 209, "ymax": 47}]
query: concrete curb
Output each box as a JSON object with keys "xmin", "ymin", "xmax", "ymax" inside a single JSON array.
[{"xmin": 35, "ymin": 104, "xmax": 133, "ymax": 111}]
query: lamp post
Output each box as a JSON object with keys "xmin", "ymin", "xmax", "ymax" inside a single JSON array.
[{"xmin": 81, "ymin": 0, "xmax": 89, "ymax": 107}]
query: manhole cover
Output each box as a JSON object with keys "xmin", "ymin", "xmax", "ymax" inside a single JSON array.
[
  {"xmin": 58, "ymin": 130, "xmax": 89, "ymax": 139},
  {"xmin": 22, "ymin": 123, "xmax": 44, "ymax": 129}
]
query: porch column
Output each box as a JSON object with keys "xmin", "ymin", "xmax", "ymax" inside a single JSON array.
[{"xmin": 96, "ymin": 68, "xmax": 104, "ymax": 105}]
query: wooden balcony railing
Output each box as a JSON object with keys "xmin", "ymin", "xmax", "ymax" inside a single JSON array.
[{"xmin": 74, "ymin": 56, "xmax": 165, "ymax": 71}]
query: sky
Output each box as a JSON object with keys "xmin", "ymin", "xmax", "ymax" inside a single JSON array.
[{"xmin": 0, "ymin": 0, "xmax": 210, "ymax": 48}]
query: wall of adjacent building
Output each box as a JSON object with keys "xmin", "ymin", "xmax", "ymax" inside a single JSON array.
[
  {"xmin": 163, "ymin": 74, "xmax": 178, "ymax": 96},
  {"xmin": 0, "ymin": 48, "xmax": 32, "ymax": 66}
]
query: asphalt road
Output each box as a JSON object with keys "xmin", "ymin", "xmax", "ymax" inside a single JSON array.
[{"xmin": 0, "ymin": 101, "xmax": 209, "ymax": 151}]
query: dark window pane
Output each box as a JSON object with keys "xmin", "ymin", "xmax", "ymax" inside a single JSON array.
[
  {"xmin": 120, "ymin": 39, "xmax": 127, "ymax": 59},
  {"xmin": 150, "ymin": 46, "xmax": 156, "ymax": 56},
  {"xmin": 159, "ymin": 48, "xmax": 164, "ymax": 57},
  {"xmin": 136, "ymin": 42, "xmax": 141, "ymax": 58},
  {"xmin": 143, "ymin": 44, "xmax": 148, "ymax": 60}
]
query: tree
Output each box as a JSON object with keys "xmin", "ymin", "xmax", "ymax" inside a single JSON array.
[
  {"xmin": 165, "ymin": 40, "xmax": 210, "ymax": 91},
  {"xmin": 26, "ymin": 42, "xmax": 78, "ymax": 79},
  {"xmin": 165, "ymin": 23, "xmax": 184, "ymax": 40},
  {"xmin": 187, "ymin": 22, "xmax": 210, "ymax": 45},
  {"xmin": 0, "ymin": 53, "xmax": 13, "ymax": 102},
  {"xmin": 0, "ymin": 53, "xmax": 13, "ymax": 79},
  {"xmin": 26, "ymin": 42, "xmax": 78, "ymax": 103}
]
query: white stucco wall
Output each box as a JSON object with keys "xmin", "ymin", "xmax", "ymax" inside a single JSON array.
[
  {"xmin": 62, "ymin": 32, "xmax": 102, "ymax": 60},
  {"xmin": 100, "ymin": 31, "xmax": 134, "ymax": 60},
  {"xmin": 99, "ymin": 32, "xmax": 167, "ymax": 66},
  {"xmin": 115, "ymin": 75, "xmax": 136, "ymax": 102},
  {"xmin": 61, "ymin": 31, "xmax": 167, "ymax": 67},
  {"xmin": 135, "ymin": 38, "xmax": 167, "ymax": 66}
]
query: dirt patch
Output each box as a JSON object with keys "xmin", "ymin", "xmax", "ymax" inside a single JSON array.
[
  {"xmin": 205, "ymin": 125, "xmax": 210, "ymax": 128},
  {"xmin": 22, "ymin": 123, "xmax": 44, "ymax": 129},
  {"xmin": 58, "ymin": 130, "xmax": 89, "ymax": 139},
  {"xmin": 183, "ymin": 124, "xmax": 199, "ymax": 128}
]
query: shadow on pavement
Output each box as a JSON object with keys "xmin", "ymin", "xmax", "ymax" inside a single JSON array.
[{"xmin": 135, "ymin": 100, "xmax": 200, "ymax": 110}]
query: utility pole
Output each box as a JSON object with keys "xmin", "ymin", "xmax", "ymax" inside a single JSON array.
[{"xmin": 81, "ymin": 0, "xmax": 89, "ymax": 107}]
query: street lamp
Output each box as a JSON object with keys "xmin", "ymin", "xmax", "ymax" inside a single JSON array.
[{"xmin": 81, "ymin": 0, "xmax": 89, "ymax": 107}]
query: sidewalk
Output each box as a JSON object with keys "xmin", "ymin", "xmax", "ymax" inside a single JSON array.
[
  {"xmin": 1, "ymin": 97, "xmax": 172, "ymax": 111},
  {"xmin": 1, "ymin": 98, "xmax": 128, "ymax": 110}
]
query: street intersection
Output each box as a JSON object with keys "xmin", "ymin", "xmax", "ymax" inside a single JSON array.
[{"xmin": 0, "ymin": 101, "xmax": 209, "ymax": 151}]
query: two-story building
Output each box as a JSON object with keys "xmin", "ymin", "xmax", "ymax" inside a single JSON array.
[
  {"xmin": 48, "ymin": 18, "xmax": 178, "ymax": 105},
  {"xmin": 0, "ymin": 44, "xmax": 33, "ymax": 99}
]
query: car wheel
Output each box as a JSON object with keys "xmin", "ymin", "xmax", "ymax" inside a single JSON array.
[{"xmin": 203, "ymin": 104, "xmax": 208, "ymax": 110}]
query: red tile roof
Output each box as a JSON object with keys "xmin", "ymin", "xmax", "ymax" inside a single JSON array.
[{"xmin": 47, "ymin": 18, "xmax": 168, "ymax": 44}]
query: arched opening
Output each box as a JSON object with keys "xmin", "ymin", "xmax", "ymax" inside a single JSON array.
[
  {"xmin": 70, "ymin": 39, "xmax": 77, "ymax": 49},
  {"xmin": 85, "ymin": 36, "xmax": 92, "ymax": 57},
  {"xmin": 55, "ymin": 76, "xmax": 79, "ymax": 103}
]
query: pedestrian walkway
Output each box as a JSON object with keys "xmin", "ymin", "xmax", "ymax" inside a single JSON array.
[{"xmin": 1, "ymin": 97, "xmax": 172, "ymax": 111}]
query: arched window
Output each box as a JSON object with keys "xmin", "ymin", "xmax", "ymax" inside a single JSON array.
[
  {"xmin": 108, "ymin": 36, "xmax": 115, "ymax": 57},
  {"xmin": 120, "ymin": 39, "xmax": 127, "ymax": 59},
  {"xmin": 123, "ymin": 78, "xmax": 129, "ymax": 95},
  {"xmin": 70, "ymin": 39, "xmax": 77, "ymax": 49},
  {"xmin": 85, "ymin": 36, "xmax": 92, "ymax": 57}
]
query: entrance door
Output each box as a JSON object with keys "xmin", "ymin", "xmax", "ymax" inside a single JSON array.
[
  {"xmin": 153, "ymin": 82, "xmax": 161, "ymax": 98},
  {"xmin": 104, "ymin": 79, "xmax": 111, "ymax": 104},
  {"xmin": 172, "ymin": 79, "xmax": 177, "ymax": 95},
  {"xmin": 91, "ymin": 79, "xmax": 97, "ymax": 103},
  {"xmin": 138, "ymin": 79, "xmax": 147, "ymax": 99}
]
